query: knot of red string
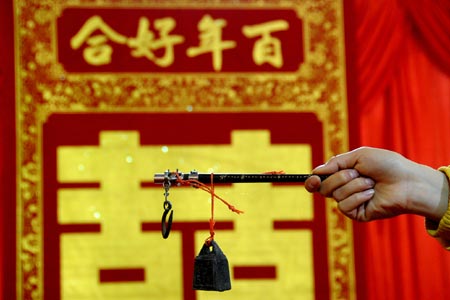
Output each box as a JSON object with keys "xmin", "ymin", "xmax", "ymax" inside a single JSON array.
[{"xmin": 174, "ymin": 172, "xmax": 243, "ymax": 245}]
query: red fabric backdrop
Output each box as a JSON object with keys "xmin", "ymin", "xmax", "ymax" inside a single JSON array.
[
  {"xmin": 1, "ymin": 0, "xmax": 449, "ymax": 299},
  {"xmin": 348, "ymin": 0, "xmax": 450, "ymax": 299}
]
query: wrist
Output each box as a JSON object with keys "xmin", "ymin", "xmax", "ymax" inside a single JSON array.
[
  {"xmin": 436, "ymin": 167, "xmax": 450, "ymax": 220},
  {"xmin": 407, "ymin": 165, "xmax": 449, "ymax": 221}
]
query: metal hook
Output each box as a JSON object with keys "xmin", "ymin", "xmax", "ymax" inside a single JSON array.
[
  {"xmin": 161, "ymin": 200, "xmax": 173, "ymax": 239},
  {"xmin": 161, "ymin": 175, "xmax": 173, "ymax": 239}
]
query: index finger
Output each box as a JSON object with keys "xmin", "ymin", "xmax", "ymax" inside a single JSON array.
[{"xmin": 312, "ymin": 150, "xmax": 361, "ymax": 175}]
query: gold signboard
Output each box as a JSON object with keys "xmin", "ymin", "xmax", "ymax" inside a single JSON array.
[{"xmin": 14, "ymin": 1, "xmax": 353, "ymax": 299}]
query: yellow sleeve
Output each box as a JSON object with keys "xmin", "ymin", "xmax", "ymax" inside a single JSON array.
[{"xmin": 425, "ymin": 166, "xmax": 450, "ymax": 250}]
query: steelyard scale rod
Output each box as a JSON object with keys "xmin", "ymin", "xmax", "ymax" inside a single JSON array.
[
  {"xmin": 154, "ymin": 170, "xmax": 329, "ymax": 239},
  {"xmin": 154, "ymin": 170, "xmax": 329, "ymax": 185}
]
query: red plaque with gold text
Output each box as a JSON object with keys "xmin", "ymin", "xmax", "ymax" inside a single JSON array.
[{"xmin": 12, "ymin": 1, "xmax": 354, "ymax": 300}]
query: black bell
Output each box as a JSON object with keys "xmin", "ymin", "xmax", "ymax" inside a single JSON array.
[{"xmin": 192, "ymin": 240, "xmax": 231, "ymax": 291}]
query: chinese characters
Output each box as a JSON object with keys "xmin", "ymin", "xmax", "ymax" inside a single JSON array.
[
  {"xmin": 242, "ymin": 20, "xmax": 289, "ymax": 68},
  {"xmin": 70, "ymin": 14, "xmax": 291, "ymax": 71},
  {"xmin": 56, "ymin": 129, "xmax": 318, "ymax": 300},
  {"xmin": 186, "ymin": 15, "xmax": 236, "ymax": 71},
  {"xmin": 71, "ymin": 16, "xmax": 184, "ymax": 67}
]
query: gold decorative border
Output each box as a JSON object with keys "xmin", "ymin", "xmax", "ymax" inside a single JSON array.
[{"xmin": 14, "ymin": 0, "xmax": 353, "ymax": 299}]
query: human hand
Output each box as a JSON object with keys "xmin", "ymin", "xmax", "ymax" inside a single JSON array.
[{"xmin": 305, "ymin": 147, "xmax": 449, "ymax": 222}]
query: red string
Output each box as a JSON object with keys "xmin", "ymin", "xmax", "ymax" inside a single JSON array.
[
  {"xmin": 174, "ymin": 172, "xmax": 244, "ymax": 245},
  {"xmin": 263, "ymin": 170, "xmax": 285, "ymax": 174},
  {"xmin": 207, "ymin": 173, "xmax": 215, "ymax": 245},
  {"xmin": 174, "ymin": 173, "xmax": 244, "ymax": 215}
]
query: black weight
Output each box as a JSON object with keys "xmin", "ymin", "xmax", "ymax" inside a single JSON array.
[{"xmin": 192, "ymin": 240, "xmax": 231, "ymax": 291}]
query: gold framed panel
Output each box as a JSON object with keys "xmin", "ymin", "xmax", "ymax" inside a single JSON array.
[{"xmin": 14, "ymin": 0, "xmax": 354, "ymax": 299}]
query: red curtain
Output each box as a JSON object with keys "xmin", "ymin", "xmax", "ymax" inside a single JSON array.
[{"xmin": 349, "ymin": 0, "xmax": 450, "ymax": 299}]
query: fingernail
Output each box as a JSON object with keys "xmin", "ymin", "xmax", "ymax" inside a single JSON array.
[
  {"xmin": 349, "ymin": 169, "xmax": 359, "ymax": 179},
  {"xmin": 364, "ymin": 189, "xmax": 375, "ymax": 196},
  {"xmin": 365, "ymin": 178, "xmax": 375, "ymax": 187}
]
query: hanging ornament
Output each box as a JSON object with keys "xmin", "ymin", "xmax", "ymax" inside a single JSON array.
[{"xmin": 192, "ymin": 240, "xmax": 231, "ymax": 291}]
